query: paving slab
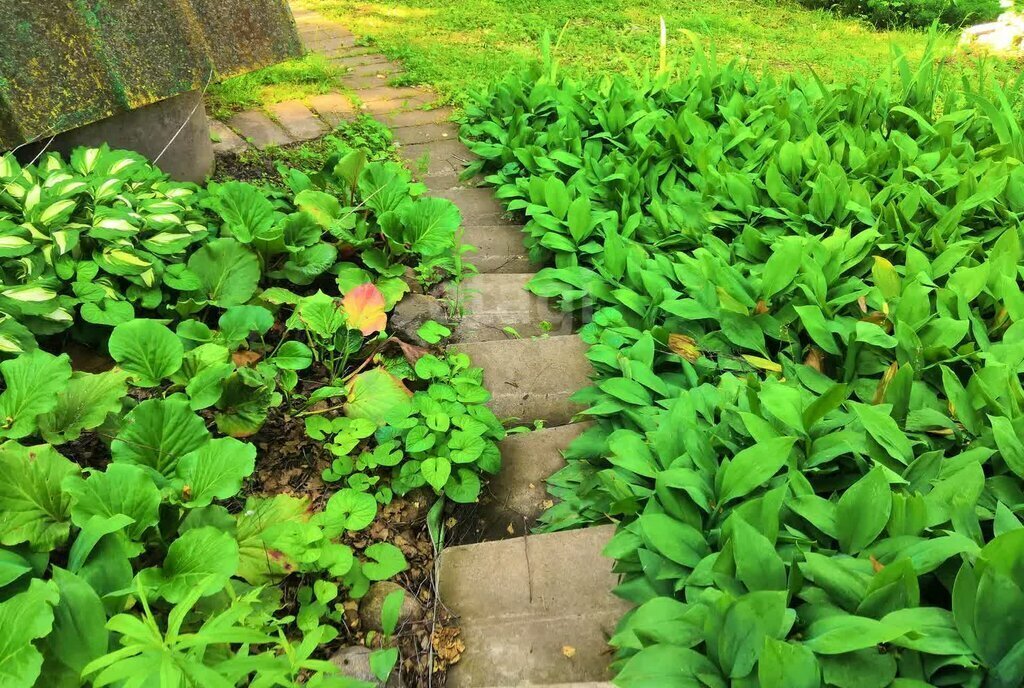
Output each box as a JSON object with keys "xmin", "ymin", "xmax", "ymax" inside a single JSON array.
[
  {"xmin": 440, "ymin": 526, "xmax": 626, "ymax": 687},
  {"xmin": 209, "ymin": 119, "xmax": 248, "ymax": 155},
  {"xmin": 303, "ymin": 34, "xmax": 356, "ymax": 52},
  {"xmin": 481, "ymin": 423, "xmax": 591, "ymax": 538},
  {"xmin": 226, "ymin": 110, "xmax": 291, "ymax": 148},
  {"xmin": 393, "ymin": 122, "xmax": 459, "ymax": 146},
  {"xmin": 343, "ymin": 74, "xmax": 396, "ymax": 90},
  {"xmin": 453, "ymin": 273, "xmax": 569, "ymax": 342},
  {"xmin": 327, "ymin": 45, "xmax": 381, "ymax": 59},
  {"xmin": 461, "ymin": 224, "xmax": 536, "ymax": 274},
  {"xmin": 306, "ymin": 93, "xmax": 357, "ymax": 127},
  {"xmin": 357, "ymin": 87, "xmax": 436, "ymax": 114},
  {"xmin": 331, "ymin": 54, "xmax": 391, "ymax": 69},
  {"xmin": 345, "ymin": 61, "xmax": 404, "ymax": 79},
  {"xmin": 452, "ymin": 335, "xmax": 590, "ymax": 426},
  {"xmin": 267, "ymin": 100, "xmax": 328, "ymax": 141},
  {"xmin": 435, "ymin": 187, "xmax": 509, "ymax": 223},
  {"xmin": 400, "ymin": 139, "xmax": 476, "ymax": 178},
  {"xmin": 378, "ymin": 107, "xmax": 454, "ymax": 129}
]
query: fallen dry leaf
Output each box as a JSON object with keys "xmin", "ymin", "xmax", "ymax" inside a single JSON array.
[
  {"xmin": 668, "ymin": 333, "xmax": 700, "ymax": 362},
  {"xmin": 562, "ymin": 645, "xmax": 577, "ymax": 658},
  {"xmin": 232, "ymin": 350, "xmax": 262, "ymax": 367}
]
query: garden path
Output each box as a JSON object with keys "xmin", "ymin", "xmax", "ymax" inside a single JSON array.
[{"xmin": 213, "ymin": 8, "xmax": 624, "ymax": 685}]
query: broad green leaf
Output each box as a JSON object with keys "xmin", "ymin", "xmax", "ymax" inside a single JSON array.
[
  {"xmin": 64, "ymin": 463, "xmax": 161, "ymax": 542},
  {"xmin": 851, "ymin": 403, "xmax": 913, "ymax": 464},
  {"xmin": 153, "ymin": 526, "xmax": 239, "ymax": 602},
  {"xmin": 210, "ymin": 180, "xmax": 276, "ymax": 242},
  {"xmin": 421, "ymin": 456, "xmax": 451, "ymax": 492},
  {"xmin": 641, "ymin": 513, "xmax": 707, "ymax": 567},
  {"xmin": 836, "ymin": 466, "xmax": 891, "ymax": 553},
  {"xmin": 315, "ymin": 488, "xmax": 378, "ymax": 536},
  {"xmin": 218, "ymin": 305, "xmax": 274, "ymax": 345},
  {"xmin": 272, "ymin": 341, "xmax": 313, "ymax": 370},
  {"xmin": 0, "ymin": 350, "xmax": 71, "ymax": 439},
  {"xmin": 0, "ymin": 443, "xmax": 79, "ymax": 551},
  {"xmin": 42, "ymin": 567, "xmax": 108, "ymax": 678},
  {"xmin": 173, "ymin": 437, "xmax": 257, "ymax": 508},
  {"xmin": 38, "ymin": 368, "xmax": 129, "ymax": 443},
  {"xmin": 362, "ymin": 542, "xmax": 408, "ymax": 580},
  {"xmin": 397, "ymin": 197, "xmax": 460, "ymax": 257},
  {"xmin": 235, "ymin": 494, "xmax": 312, "ymax": 585},
  {"xmin": 108, "ymin": 319, "xmax": 183, "ymax": 387},
  {"xmin": 443, "ymin": 467, "xmax": 481, "ymax": 503},
  {"xmin": 759, "ymin": 637, "xmax": 820, "ymax": 688},
  {"xmin": 187, "ymin": 237, "xmax": 260, "ymax": 307},
  {"xmin": 719, "ymin": 437, "xmax": 797, "ymax": 505},
  {"xmin": 345, "ymin": 367, "xmax": 413, "ymax": 426},
  {"xmin": 0, "ymin": 579, "xmax": 59, "ymax": 688},
  {"xmin": 110, "ymin": 396, "xmax": 211, "ymax": 480}
]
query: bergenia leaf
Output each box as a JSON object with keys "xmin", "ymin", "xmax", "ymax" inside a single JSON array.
[
  {"xmin": 342, "ymin": 283, "xmax": 387, "ymax": 336},
  {"xmin": 0, "ymin": 443, "xmax": 79, "ymax": 551},
  {"xmin": 108, "ymin": 319, "xmax": 183, "ymax": 387},
  {"xmin": 63, "ymin": 463, "xmax": 161, "ymax": 542},
  {"xmin": 0, "ymin": 350, "xmax": 72, "ymax": 440},
  {"xmin": 151, "ymin": 526, "xmax": 239, "ymax": 603},
  {"xmin": 173, "ymin": 437, "xmax": 257, "ymax": 508},
  {"xmin": 110, "ymin": 396, "xmax": 211, "ymax": 481},
  {"xmin": 345, "ymin": 367, "xmax": 413, "ymax": 426}
]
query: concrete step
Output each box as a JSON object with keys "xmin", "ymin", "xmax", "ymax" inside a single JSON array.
[
  {"xmin": 266, "ymin": 100, "xmax": 328, "ymax": 141},
  {"xmin": 378, "ymin": 107, "xmax": 454, "ymax": 129},
  {"xmin": 399, "ymin": 139, "xmax": 476, "ymax": 178},
  {"xmin": 393, "ymin": 122, "xmax": 459, "ymax": 146},
  {"xmin": 452, "ymin": 335, "xmax": 590, "ymax": 426},
  {"xmin": 462, "ymin": 224, "xmax": 536, "ymax": 274},
  {"xmin": 435, "ymin": 187, "xmax": 508, "ymax": 223},
  {"xmin": 440, "ymin": 525, "xmax": 626, "ymax": 687},
  {"xmin": 477, "ymin": 423, "xmax": 591, "ymax": 540},
  {"xmin": 452, "ymin": 273, "xmax": 568, "ymax": 342}
]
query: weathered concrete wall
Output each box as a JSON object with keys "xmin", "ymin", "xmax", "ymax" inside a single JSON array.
[
  {"xmin": 0, "ymin": 0, "xmax": 302, "ymax": 150},
  {"xmin": 26, "ymin": 90, "xmax": 216, "ymax": 184}
]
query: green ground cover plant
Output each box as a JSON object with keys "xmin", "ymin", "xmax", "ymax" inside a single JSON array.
[
  {"xmin": 800, "ymin": 0, "xmax": 1002, "ymax": 29},
  {"xmin": 461, "ymin": 37, "xmax": 1024, "ymax": 688},
  {"xmin": 0, "ymin": 144, "xmax": 486, "ymax": 687}
]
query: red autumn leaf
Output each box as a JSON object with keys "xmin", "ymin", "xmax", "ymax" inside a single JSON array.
[{"xmin": 342, "ymin": 283, "xmax": 387, "ymax": 336}]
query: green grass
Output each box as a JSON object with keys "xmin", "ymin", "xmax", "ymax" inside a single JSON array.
[
  {"xmin": 207, "ymin": 53, "xmax": 345, "ymax": 120},
  {"xmin": 295, "ymin": 0, "xmax": 972, "ymax": 101}
]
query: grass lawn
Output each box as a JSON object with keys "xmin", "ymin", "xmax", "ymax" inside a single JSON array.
[
  {"xmin": 206, "ymin": 52, "xmax": 345, "ymax": 120},
  {"xmin": 293, "ymin": 0, "xmax": 966, "ymax": 101}
]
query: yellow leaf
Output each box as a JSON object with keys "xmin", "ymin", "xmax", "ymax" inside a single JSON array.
[
  {"xmin": 668, "ymin": 333, "xmax": 700, "ymax": 362},
  {"xmin": 742, "ymin": 355, "xmax": 782, "ymax": 373}
]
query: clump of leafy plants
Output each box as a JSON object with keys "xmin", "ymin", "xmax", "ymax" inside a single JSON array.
[
  {"xmin": 0, "ymin": 140, "xmax": 469, "ymax": 354},
  {"xmin": 461, "ymin": 36, "xmax": 1024, "ymax": 688},
  {"xmin": 800, "ymin": 0, "xmax": 1001, "ymax": 29},
  {"xmin": 0, "ymin": 137, "xmax": 486, "ymax": 686}
]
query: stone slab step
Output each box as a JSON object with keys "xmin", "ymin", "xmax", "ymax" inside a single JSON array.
[
  {"xmin": 378, "ymin": 107, "xmax": 454, "ymax": 129},
  {"xmin": 452, "ymin": 335, "xmax": 590, "ymax": 426},
  {"xmin": 226, "ymin": 110, "xmax": 291, "ymax": 148},
  {"xmin": 306, "ymin": 93, "xmax": 356, "ymax": 127},
  {"xmin": 358, "ymin": 87, "xmax": 435, "ymax": 115},
  {"xmin": 440, "ymin": 526, "xmax": 626, "ymax": 687},
  {"xmin": 480, "ymin": 423, "xmax": 591, "ymax": 539},
  {"xmin": 437, "ymin": 188, "xmax": 509, "ymax": 223},
  {"xmin": 462, "ymin": 224, "xmax": 536, "ymax": 274},
  {"xmin": 210, "ymin": 120, "xmax": 248, "ymax": 155},
  {"xmin": 453, "ymin": 273, "xmax": 568, "ymax": 342},
  {"xmin": 267, "ymin": 100, "xmax": 328, "ymax": 141},
  {"xmin": 393, "ymin": 122, "xmax": 459, "ymax": 146},
  {"xmin": 344, "ymin": 73, "xmax": 396, "ymax": 90},
  {"xmin": 399, "ymin": 139, "xmax": 476, "ymax": 178},
  {"xmin": 345, "ymin": 61, "xmax": 404, "ymax": 79}
]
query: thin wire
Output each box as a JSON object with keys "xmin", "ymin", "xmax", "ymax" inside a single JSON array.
[
  {"xmin": 153, "ymin": 65, "xmax": 215, "ymax": 166},
  {"xmin": 1, "ymin": 134, "xmax": 56, "ymax": 198}
]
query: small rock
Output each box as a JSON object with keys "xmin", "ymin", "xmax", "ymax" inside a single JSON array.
[
  {"xmin": 329, "ymin": 645, "xmax": 402, "ymax": 686},
  {"xmin": 330, "ymin": 646, "xmax": 376, "ymax": 682},
  {"xmin": 390, "ymin": 294, "xmax": 450, "ymax": 346},
  {"xmin": 359, "ymin": 581, "xmax": 424, "ymax": 633}
]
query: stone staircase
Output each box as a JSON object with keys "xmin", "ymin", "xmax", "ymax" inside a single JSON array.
[{"xmin": 220, "ymin": 6, "xmax": 624, "ymax": 685}]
